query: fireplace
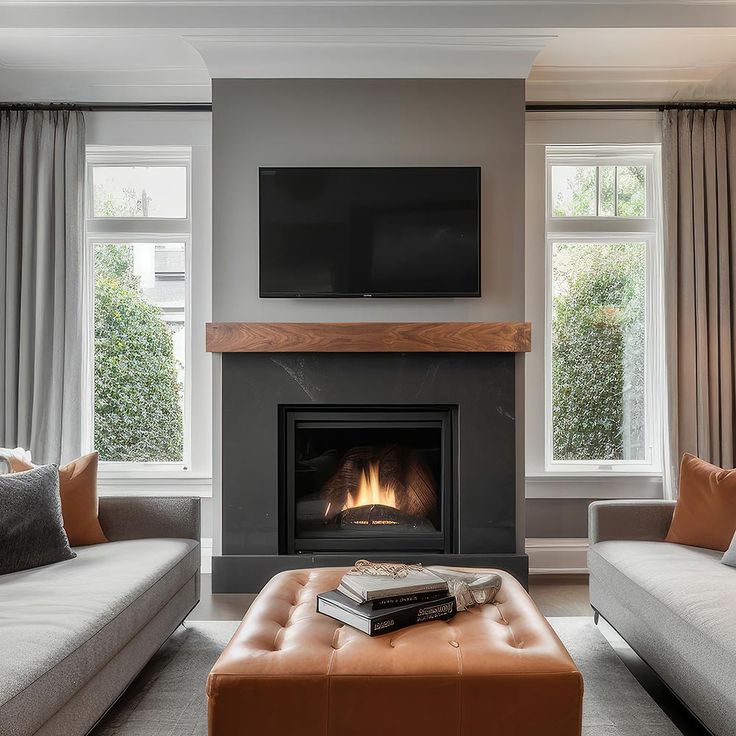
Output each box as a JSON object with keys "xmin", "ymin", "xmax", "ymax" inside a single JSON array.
[
  {"xmin": 283, "ymin": 407, "xmax": 452, "ymax": 553},
  {"xmin": 208, "ymin": 322, "xmax": 531, "ymax": 592}
]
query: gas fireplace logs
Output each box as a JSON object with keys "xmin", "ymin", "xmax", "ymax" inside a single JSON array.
[{"xmin": 322, "ymin": 444, "xmax": 438, "ymax": 528}]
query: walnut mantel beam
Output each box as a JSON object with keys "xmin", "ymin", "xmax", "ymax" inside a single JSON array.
[{"xmin": 206, "ymin": 322, "xmax": 531, "ymax": 353}]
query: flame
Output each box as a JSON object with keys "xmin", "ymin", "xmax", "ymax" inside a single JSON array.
[{"xmin": 343, "ymin": 460, "xmax": 397, "ymax": 512}]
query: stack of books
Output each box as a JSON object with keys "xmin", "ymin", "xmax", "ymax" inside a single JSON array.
[{"xmin": 316, "ymin": 567, "xmax": 456, "ymax": 636}]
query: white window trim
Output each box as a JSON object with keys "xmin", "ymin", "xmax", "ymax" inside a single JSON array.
[
  {"xmin": 85, "ymin": 146, "xmax": 198, "ymax": 477},
  {"xmin": 543, "ymin": 144, "xmax": 665, "ymax": 477}
]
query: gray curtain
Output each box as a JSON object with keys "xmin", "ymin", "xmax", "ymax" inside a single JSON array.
[
  {"xmin": 0, "ymin": 110, "xmax": 85, "ymax": 464},
  {"xmin": 663, "ymin": 108, "xmax": 736, "ymax": 493}
]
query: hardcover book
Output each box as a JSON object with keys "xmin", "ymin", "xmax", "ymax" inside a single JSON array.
[
  {"xmin": 337, "ymin": 583, "xmax": 450, "ymax": 610},
  {"xmin": 316, "ymin": 589, "xmax": 456, "ymax": 636},
  {"xmin": 338, "ymin": 568, "xmax": 448, "ymax": 603}
]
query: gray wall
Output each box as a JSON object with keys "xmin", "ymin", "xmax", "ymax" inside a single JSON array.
[
  {"xmin": 211, "ymin": 78, "xmax": 525, "ymax": 323},
  {"xmin": 526, "ymin": 498, "xmax": 593, "ymax": 538},
  {"xmin": 211, "ymin": 78, "xmax": 527, "ymax": 549}
]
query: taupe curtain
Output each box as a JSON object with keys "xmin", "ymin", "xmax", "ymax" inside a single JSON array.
[
  {"xmin": 0, "ymin": 110, "xmax": 85, "ymax": 464},
  {"xmin": 663, "ymin": 108, "xmax": 736, "ymax": 494}
]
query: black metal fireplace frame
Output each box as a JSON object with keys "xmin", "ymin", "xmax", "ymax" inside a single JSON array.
[{"xmin": 280, "ymin": 405, "xmax": 455, "ymax": 555}]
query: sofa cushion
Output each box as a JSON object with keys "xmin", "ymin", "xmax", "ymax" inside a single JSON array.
[
  {"xmin": 590, "ymin": 540, "xmax": 735, "ymax": 646},
  {"xmin": 0, "ymin": 538, "xmax": 199, "ymax": 736},
  {"xmin": 722, "ymin": 532, "xmax": 736, "ymax": 568},
  {"xmin": 0, "ymin": 464, "xmax": 76, "ymax": 574}
]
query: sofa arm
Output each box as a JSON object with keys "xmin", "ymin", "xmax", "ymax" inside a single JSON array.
[
  {"xmin": 589, "ymin": 500, "xmax": 676, "ymax": 545},
  {"xmin": 98, "ymin": 496, "xmax": 200, "ymax": 543}
]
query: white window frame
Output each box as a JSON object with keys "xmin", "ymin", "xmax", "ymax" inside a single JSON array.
[
  {"xmin": 544, "ymin": 145, "xmax": 664, "ymax": 475},
  {"xmin": 85, "ymin": 146, "xmax": 193, "ymax": 475}
]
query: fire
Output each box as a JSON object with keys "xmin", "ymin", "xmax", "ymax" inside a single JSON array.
[{"xmin": 343, "ymin": 460, "xmax": 397, "ymax": 512}]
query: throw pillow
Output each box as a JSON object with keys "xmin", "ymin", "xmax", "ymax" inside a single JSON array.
[
  {"xmin": 11, "ymin": 453, "xmax": 108, "ymax": 546},
  {"xmin": 722, "ymin": 533, "xmax": 736, "ymax": 568},
  {"xmin": 0, "ymin": 447, "xmax": 33, "ymax": 474},
  {"xmin": 0, "ymin": 464, "xmax": 76, "ymax": 574},
  {"xmin": 666, "ymin": 453, "xmax": 736, "ymax": 552}
]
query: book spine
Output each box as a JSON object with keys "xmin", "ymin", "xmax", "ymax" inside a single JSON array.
[
  {"xmin": 369, "ymin": 590, "xmax": 448, "ymax": 610},
  {"xmin": 369, "ymin": 597, "xmax": 457, "ymax": 636}
]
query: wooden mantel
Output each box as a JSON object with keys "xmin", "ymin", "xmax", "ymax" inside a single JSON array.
[{"xmin": 206, "ymin": 322, "xmax": 531, "ymax": 353}]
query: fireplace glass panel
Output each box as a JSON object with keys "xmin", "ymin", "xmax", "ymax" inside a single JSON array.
[{"xmin": 285, "ymin": 409, "xmax": 451, "ymax": 553}]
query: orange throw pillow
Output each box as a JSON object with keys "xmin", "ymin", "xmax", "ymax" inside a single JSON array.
[
  {"xmin": 12, "ymin": 452, "xmax": 108, "ymax": 547},
  {"xmin": 666, "ymin": 453, "xmax": 736, "ymax": 551}
]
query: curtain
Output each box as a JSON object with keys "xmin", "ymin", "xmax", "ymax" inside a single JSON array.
[
  {"xmin": 663, "ymin": 108, "xmax": 736, "ymax": 494},
  {"xmin": 0, "ymin": 109, "xmax": 85, "ymax": 464}
]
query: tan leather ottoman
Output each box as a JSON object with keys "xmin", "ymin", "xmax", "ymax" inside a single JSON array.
[{"xmin": 207, "ymin": 567, "xmax": 583, "ymax": 736}]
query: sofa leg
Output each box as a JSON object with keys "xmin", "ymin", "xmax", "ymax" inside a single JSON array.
[{"xmin": 593, "ymin": 609, "xmax": 600, "ymax": 625}]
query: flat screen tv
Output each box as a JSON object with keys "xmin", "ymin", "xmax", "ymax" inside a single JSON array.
[{"xmin": 259, "ymin": 166, "xmax": 481, "ymax": 297}]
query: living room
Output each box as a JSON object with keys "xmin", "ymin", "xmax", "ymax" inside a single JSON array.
[{"xmin": 1, "ymin": 2, "xmax": 735, "ymax": 735}]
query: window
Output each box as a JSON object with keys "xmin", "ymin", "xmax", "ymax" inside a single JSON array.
[
  {"xmin": 545, "ymin": 146, "xmax": 662, "ymax": 472},
  {"xmin": 86, "ymin": 148, "xmax": 191, "ymax": 468},
  {"xmin": 91, "ymin": 165, "xmax": 187, "ymax": 218}
]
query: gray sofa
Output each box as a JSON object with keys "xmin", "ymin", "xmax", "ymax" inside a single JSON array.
[
  {"xmin": 589, "ymin": 500, "xmax": 736, "ymax": 736},
  {"xmin": 0, "ymin": 496, "xmax": 200, "ymax": 736}
]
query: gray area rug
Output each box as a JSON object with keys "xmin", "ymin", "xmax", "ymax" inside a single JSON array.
[
  {"xmin": 550, "ymin": 618, "xmax": 681, "ymax": 736},
  {"xmin": 93, "ymin": 618, "xmax": 682, "ymax": 736}
]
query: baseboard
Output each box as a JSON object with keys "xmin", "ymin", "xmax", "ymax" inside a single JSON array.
[
  {"xmin": 526, "ymin": 538, "xmax": 588, "ymax": 574},
  {"xmin": 201, "ymin": 537, "xmax": 213, "ymax": 574}
]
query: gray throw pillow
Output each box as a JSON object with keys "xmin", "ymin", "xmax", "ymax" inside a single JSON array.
[
  {"xmin": 723, "ymin": 533, "xmax": 736, "ymax": 568},
  {"xmin": 0, "ymin": 464, "xmax": 76, "ymax": 575}
]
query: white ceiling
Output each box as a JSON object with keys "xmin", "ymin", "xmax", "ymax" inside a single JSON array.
[{"xmin": 0, "ymin": 1, "xmax": 735, "ymax": 102}]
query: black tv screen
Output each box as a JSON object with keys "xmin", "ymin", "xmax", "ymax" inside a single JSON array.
[{"xmin": 259, "ymin": 166, "xmax": 480, "ymax": 297}]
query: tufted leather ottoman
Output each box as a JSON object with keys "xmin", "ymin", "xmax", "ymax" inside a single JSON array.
[{"xmin": 207, "ymin": 567, "xmax": 583, "ymax": 736}]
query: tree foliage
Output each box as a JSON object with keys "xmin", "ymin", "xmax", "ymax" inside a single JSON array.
[
  {"xmin": 551, "ymin": 243, "xmax": 645, "ymax": 462},
  {"xmin": 93, "ymin": 227, "xmax": 183, "ymax": 462}
]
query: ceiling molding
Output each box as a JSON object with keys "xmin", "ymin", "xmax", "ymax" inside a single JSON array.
[
  {"xmin": 527, "ymin": 59, "xmax": 736, "ymax": 102},
  {"xmin": 185, "ymin": 30, "xmax": 555, "ymax": 78},
  {"xmin": 0, "ymin": 68, "xmax": 211, "ymax": 103}
]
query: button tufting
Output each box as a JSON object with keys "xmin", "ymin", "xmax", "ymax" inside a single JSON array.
[{"xmin": 449, "ymin": 641, "xmax": 459, "ymax": 648}]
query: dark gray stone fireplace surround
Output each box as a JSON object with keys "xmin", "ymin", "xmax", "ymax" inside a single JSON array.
[{"xmin": 213, "ymin": 349, "xmax": 528, "ymax": 591}]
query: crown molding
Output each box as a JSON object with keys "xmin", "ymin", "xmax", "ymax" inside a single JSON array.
[
  {"xmin": 0, "ymin": 68, "xmax": 211, "ymax": 103},
  {"xmin": 185, "ymin": 30, "xmax": 555, "ymax": 78},
  {"xmin": 526, "ymin": 62, "xmax": 736, "ymax": 102}
]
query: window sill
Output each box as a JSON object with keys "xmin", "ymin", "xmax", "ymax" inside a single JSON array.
[
  {"xmin": 533, "ymin": 468, "xmax": 663, "ymax": 478},
  {"xmin": 97, "ymin": 472, "xmax": 212, "ymax": 498},
  {"xmin": 525, "ymin": 472, "xmax": 663, "ymax": 499}
]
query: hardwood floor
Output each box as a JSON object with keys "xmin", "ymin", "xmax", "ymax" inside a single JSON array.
[
  {"xmin": 188, "ymin": 575, "xmax": 255, "ymax": 621},
  {"xmin": 528, "ymin": 574, "xmax": 593, "ymax": 617}
]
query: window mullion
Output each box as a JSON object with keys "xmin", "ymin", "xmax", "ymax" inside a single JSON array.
[
  {"xmin": 546, "ymin": 219, "xmax": 656, "ymax": 237},
  {"xmin": 614, "ymin": 166, "xmax": 618, "ymax": 217},
  {"xmin": 87, "ymin": 219, "xmax": 189, "ymax": 237}
]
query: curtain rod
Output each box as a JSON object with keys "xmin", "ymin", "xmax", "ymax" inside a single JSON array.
[
  {"xmin": 526, "ymin": 101, "xmax": 736, "ymax": 112},
  {"xmin": 0, "ymin": 103, "xmax": 213, "ymax": 112},
  {"xmin": 2, "ymin": 101, "xmax": 735, "ymax": 113}
]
